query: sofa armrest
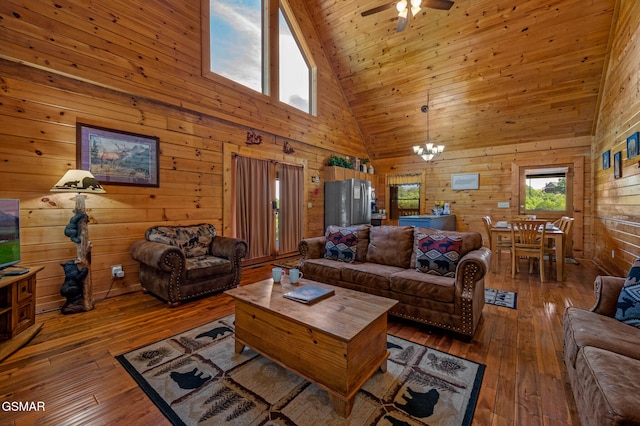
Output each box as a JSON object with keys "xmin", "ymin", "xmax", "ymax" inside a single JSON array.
[
  {"xmin": 456, "ymin": 247, "xmax": 492, "ymax": 284},
  {"xmin": 130, "ymin": 240, "xmax": 185, "ymax": 272},
  {"xmin": 210, "ymin": 236, "xmax": 248, "ymax": 262},
  {"xmin": 591, "ymin": 275, "xmax": 626, "ymax": 317},
  {"xmin": 299, "ymin": 236, "xmax": 326, "ymax": 259}
]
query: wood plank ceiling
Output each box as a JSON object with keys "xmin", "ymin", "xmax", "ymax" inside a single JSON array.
[{"xmin": 306, "ymin": 0, "xmax": 617, "ymax": 160}]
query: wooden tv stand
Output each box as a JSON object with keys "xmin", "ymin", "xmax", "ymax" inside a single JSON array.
[{"xmin": 0, "ymin": 266, "xmax": 44, "ymax": 362}]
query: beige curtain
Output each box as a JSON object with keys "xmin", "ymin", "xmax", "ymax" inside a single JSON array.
[
  {"xmin": 234, "ymin": 155, "xmax": 272, "ymax": 260},
  {"xmin": 278, "ymin": 163, "xmax": 304, "ymax": 255}
]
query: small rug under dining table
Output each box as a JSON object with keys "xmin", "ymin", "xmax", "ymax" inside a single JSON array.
[{"xmin": 116, "ymin": 314, "xmax": 485, "ymax": 425}]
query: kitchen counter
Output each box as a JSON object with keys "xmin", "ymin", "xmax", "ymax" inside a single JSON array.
[{"xmin": 398, "ymin": 214, "xmax": 456, "ymax": 230}]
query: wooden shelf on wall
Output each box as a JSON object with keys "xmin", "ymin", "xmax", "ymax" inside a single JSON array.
[{"xmin": 325, "ymin": 166, "xmax": 373, "ymax": 182}]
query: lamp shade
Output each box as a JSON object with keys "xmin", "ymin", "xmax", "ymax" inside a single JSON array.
[{"xmin": 51, "ymin": 169, "xmax": 106, "ymax": 193}]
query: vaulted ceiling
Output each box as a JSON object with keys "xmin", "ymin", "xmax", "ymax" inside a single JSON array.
[{"xmin": 306, "ymin": 0, "xmax": 617, "ymax": 160}]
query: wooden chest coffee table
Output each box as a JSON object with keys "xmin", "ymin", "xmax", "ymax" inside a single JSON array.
[{"xmin": 225, "ymin": 277, "xmax": 398, "ymax": 417}]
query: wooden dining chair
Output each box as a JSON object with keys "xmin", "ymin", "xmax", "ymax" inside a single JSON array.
[
  {"xmin": 545, "ymin": 217, "xmax": 574, "ymax": 274},
  {"xmin": 482, "ymin": 216, "xmax": 511, "ymax": 256},
  {"xmin": 513, "ymin": 214, "xmax": 537, "ymax": 220},
  {"xmin": 511, "ymin": 219, "xmax": 547, "ymax": 282}
]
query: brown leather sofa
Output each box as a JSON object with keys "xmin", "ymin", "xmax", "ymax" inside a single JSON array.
[
  {"xmin": 298, "ymin": 225, "xmax": 492, "ymax": 339},
  {"xmin": 130, "ymin": 223, "xmax": 247, "ymax": 306},
  {"xmin": 563, "ymin": 275, "xmax": 640, "ymax": 425}
]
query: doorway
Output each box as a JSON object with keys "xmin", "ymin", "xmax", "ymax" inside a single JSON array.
[{"xmin": 233, "ymin": 155, "xmax": 303, "ymax": 263}]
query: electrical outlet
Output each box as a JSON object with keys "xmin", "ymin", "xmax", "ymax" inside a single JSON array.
[{"xmin": 111, "ymin": 265, "xmax": 124, "ymax": 278}]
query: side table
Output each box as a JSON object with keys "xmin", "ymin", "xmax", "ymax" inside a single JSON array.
[{"xmin": 0, "ymin": 265, "xmax": 44, "ymax": 362}]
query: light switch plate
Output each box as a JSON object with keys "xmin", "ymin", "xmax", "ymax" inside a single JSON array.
[{"xmin": 497, "ymin": 202, "xmax": 510, "ymax": 208}]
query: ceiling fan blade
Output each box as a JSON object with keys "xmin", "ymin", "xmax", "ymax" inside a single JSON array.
[
  {"xmin": 424, "ymin": 0, "xmax": 454, "ymax": 10},
  {"xmin": 361, "ymin": 2, "xmax": 395, "ymax": 17},
  {"xmin": 396, "ymin": 15, "xmax": 408, "ymax": 32}
]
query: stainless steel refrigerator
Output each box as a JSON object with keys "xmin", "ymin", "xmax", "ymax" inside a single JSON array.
[{"xmin": 324, "ymin": 178, "xmax": 371, "ymax": 228}]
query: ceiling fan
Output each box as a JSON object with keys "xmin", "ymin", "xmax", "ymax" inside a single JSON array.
[{"xmin": 361, "ymin": 0, "xmax": 454, "ymax": 32}]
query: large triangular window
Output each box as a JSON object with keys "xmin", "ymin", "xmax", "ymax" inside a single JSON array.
[{"xmin": 203, "ymin": 0, "xmax": 316, "ymax": 115}]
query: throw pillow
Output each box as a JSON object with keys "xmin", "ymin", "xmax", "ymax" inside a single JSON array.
[
  {"xmin": 615, "ymin": 257, "xmax": 640, "ymax": 328},
  {"xmin": 324, "ymin": 226, "xmax": 358, "ymax": 262},
  {"xmin": 415, "ymin": 233, "xmax": 463, "ymax": 277}
]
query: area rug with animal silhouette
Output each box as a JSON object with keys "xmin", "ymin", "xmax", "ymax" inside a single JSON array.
[
  {"xmin": 116, "ymin": 314, "xmax": 485, "ymax": 425},
  {"xmin": 484, "ymin": 288, "xmax": 518, "ymax": 309}
]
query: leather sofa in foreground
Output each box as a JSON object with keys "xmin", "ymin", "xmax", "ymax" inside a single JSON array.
[
  {"xmin": 564, "ymin": 275, "xmax": 640, "ymax": 426},
  {"xmin": 298, "ymin": 225, "xmax": 492, "ymax": 340}
]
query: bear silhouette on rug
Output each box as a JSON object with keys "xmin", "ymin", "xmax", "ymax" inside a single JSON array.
[
  {"xmin": 396, "ymin": 387, "xmax": 440, "ymax": 418},
  {"xmin": 195, "ymin": 326, "xmax": 233, "ymax": 340},
  {"xmin": 170, "ymin": 368, "xmax": 211, "ymax": 390}
]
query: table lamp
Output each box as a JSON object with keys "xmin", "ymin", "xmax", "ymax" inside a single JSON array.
[{"xmin": 51, "ymin": 169, "xmax": 105, "ymax": 313}]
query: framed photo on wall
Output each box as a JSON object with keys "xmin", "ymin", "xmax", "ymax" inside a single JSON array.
[
  {"xmin": 77, "ymin": 123, "xmax": 160, "ymax": 187},
  {"xmin": 602, "ymin": 150, "xmax": 610, "ymax": 170},
  {"xmin": 451, "ymin": 173, "xmax": 479, "ymax": 190},
  {"xmin": 627, "ymin": 132, "xmax": 639, "ymax": 159},
  {"xmin": 614, "ymin": 151, "xmax": 622, "ymax": 179}
]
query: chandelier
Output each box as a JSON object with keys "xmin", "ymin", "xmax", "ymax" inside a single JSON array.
[{"xmin": 412, "ymin": 99, "xmax": 444, "ymax": 162}]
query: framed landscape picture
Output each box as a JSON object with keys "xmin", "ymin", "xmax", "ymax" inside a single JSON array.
[
  {"xmin": 614, "ymin": 151, "xmax": 622, "ymax": 179},
  {"xmin": 77, "ymin": 123, "xmax": 160, "ymax": 187},
  {"xmin": 627, "ymin": 132, "xmax": 639, "ymax": 159},
  {"xmin": 602, "ymin": 150, "xmax": 610, "ymax": 170}
]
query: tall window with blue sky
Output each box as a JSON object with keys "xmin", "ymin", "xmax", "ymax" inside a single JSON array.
[
  {"xmin": 279, "ymin": 9, "xmax": 309, "ymax": 112},
  {"xmin": 206, "ymin": 0, "xmax": 314, "ymax": 114},
  {"xmin": 209, "ymin": 0, "xmax": 263, "ymax": 93}
]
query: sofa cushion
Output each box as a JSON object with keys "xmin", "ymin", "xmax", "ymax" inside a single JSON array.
[
  {"xmin": 366, "ymin": 225, "xmax": 414, "ymax": 268},
  {"xmin": 563, "ymin": 307, "xmax": 640, "ymax": 368},
  {"xmin": 390, "ymin": 269, "xmax": 455, "ymax": 303},
  {"xmin": 323, "ymin": 225, "xmax": 370, "ymax": 262},
  {"xmin": 574, "ymin": 346, "xmax": 640, "ymax": 426},
  {"xmin": 185, "ymin": 255, "xmax": 231, "ymax": 280},
  {"xmin": 340, "ymin": 263, "xmax": 404, "ymax": 291},
  {"xmin": 414, "ymin": 233, "xmax": 463, "ymax": 277},
  {"xmin": 300, "ymin": 258, "xmax": 347, "ymax": 282},
  {"xmin": 615, "ymin": 257, "xmax": 640, "ymax": 328},
  {"xmin": 410, "ymin": 228, "xmax": 483, "ymax": 269},
  {"xmin": 146, "ymin": 223, "xmax": 216, "ymax": 258}
]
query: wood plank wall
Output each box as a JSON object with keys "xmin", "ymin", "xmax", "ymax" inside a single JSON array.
[
  {"xmin": 592, "ymin": 0, "xmax": 640, "ymax": 277},
  {"xmin": 0, "ymin": 0, "xmax": 369, "ymax": 311},
  {"xmin": 373, "ymin": 137, "xmax": 593, "ymax": 260}
]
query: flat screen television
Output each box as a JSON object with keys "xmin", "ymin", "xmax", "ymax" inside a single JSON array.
[{"xmin": 0, "ymin": 199, "xmax": 27, "ymax": 275}]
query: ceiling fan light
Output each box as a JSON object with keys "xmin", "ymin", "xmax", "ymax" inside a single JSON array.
[
  {"xmin": 410, "ymin": 0, "xmax": 422, "ymax": 6},
  {"xmin": 396, "ymin": 0, "xmax": 407, "ymax": 13},
  {"xmin": 411, "ymin": 6, "xmax": 421, "ymax": 16},
  {"xmin": 398, "ymin": 8, "xmax": 408, "ymax": 18}
]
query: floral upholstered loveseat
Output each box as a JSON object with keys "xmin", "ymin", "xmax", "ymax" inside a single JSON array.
[
  {"xmin": 130, "ymin": 223, "xmax": 247, "ymax": 306},
  {"xmin": 298, "ymin": 225, "xmax": 492, "ymax": 339}
]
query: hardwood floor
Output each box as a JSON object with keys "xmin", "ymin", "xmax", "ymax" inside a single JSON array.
[{"xmin": 0, "ymin": 254, "xmax": 603, "ymax": 425}]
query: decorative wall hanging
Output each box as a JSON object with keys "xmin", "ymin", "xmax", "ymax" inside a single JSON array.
[
  {"xmin": 627, "ymin": 132, "xmax": 639, "ymax": 159},
  {"xmin": 602, "ymin": 150, "xmax": 611, "ymax": 170},
  {"xmin": 614, "ymin": 151, "xmax": 622, "ymax": 179},
  {"xmin": 77, "ymin": 123, "xmax": 159, "ymax": 187},
  {"xmin": 283, "ymin": 141, "xmax": 295, "ymax": 154},
  {"xmin": 451, "ymin": 173, "xmax": 479, "ymax": 190},
  {"xmin": 246, "ymin": 130, "xmax": 263, "ymax": 145}
]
